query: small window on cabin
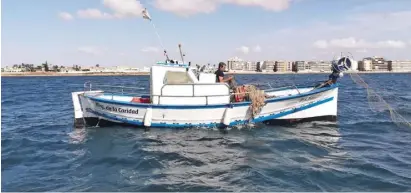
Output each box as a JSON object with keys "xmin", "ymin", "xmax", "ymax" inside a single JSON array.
[{"xmin": 163, "ymin": 71, "xmax": 194, "ymax": 84}]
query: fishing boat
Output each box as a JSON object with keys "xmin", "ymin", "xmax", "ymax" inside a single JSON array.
[
  {"xmin": 71, "ymin": 55, "xmax": 353, "ymax": 128},
  {"xmin": 70, "ymin": 8, "xmax": 353, "ymax": 129}
]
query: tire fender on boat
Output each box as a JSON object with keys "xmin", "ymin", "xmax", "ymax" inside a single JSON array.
[
  {"xmin": 144, "ymin": 108, "xmax": 153, "ymax": 127},
  {"xmin": 223, "ymin": 107, "xmax": 232, "ymax": 126}
]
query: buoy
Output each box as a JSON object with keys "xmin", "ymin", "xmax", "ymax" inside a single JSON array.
[
  {"xmin": 223, "ymin": 108, "xmax": 231, "ymax": 126},
  {"xmin": 144, "ymin": 108, "xmax": 152, "ymax": 127}
]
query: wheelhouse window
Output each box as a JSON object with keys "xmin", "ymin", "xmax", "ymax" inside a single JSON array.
[{"xmin": 163, "ymin": 71, "xmax": 194, "ymax": 84}]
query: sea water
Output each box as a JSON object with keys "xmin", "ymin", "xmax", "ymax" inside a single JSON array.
[{"xmin": 1, "ymin": 73, "xmax": 411, "ymax": 191}]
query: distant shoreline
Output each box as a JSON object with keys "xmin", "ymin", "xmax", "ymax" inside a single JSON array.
[
  {"xmin": 1, "ymin": 72, "xmax": 150, "ymax": 77},
  {"xmin": 1, "ymin": 71, "xmax": 410, "ymax": 77}
]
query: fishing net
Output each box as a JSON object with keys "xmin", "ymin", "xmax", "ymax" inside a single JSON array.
[
  {"xmin": 350, "ymin": 73, "xmax": 368, "ymax": 88},
  {"xmin": 232, "ymin": 84, "xmax": 266, "ymax": 119},
  {"xmin": 349, "ymin": 73, "xmax": 411, "ymax": 128},
  {"xmin": 246, "ymin": 85, "xmax": 266, "ymax": 118},
  {"xmin": 366, "ymin": 88, "xmax": 388, "ymax": 112}
]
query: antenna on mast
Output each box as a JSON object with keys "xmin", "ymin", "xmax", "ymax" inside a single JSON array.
[{"xmin": 178, "ymin": 44, "xmax": 185, "ymax": 64}]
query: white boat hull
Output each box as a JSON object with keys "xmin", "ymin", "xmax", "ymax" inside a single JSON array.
[{"xmin": 72, "ymin": 84, "xmax": 339, "ymax": 128}]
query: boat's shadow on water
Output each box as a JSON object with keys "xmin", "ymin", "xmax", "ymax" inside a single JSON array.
[{"xmin": 67, "ymin": 119, "xmax": 345, "ymax": 191}]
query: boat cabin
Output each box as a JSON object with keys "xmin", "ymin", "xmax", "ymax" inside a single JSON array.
[{"xmin": 150, "ymin": 64, "xmax": 231, "ymax": 105}]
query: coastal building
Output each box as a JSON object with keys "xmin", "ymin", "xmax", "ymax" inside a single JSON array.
[
  {"xmin": 244, "ymin": 61, "xmax": 257, "ymax": 71},
  {"xmin": 307, "ymin": 61, "xmax": 316, "ymax": 71},
  {"xmin": 357, "ymin": 60, "xmax": 363, "ymax": 71},
  {"xmin": 287, "ymin": 62, "xmax": 293, "ymax": 71},
  {"xmin": 309, "ymin": 61, "xmax": 331, "ymax": 72},
  {"xmin": 389, "ymin": 60, "xmax": 411, "ymax": 72},
  {"xmin": 1, "ymin": 66, "xmax": 26, "ymax": 72},
  {"xmin": 67, "ymin": 66, "xmax": 143, "ymax": 73},
  {"xmin": 294, "ymin": 61, "xmax": 309, "ymax": 72},
  {"xmin": 141, "ymin": 67, "xmax": 150, "ymax": 72},
  {"xmin": 256, "ymin": 61, "xmax": 263, "ymax": 72},
  {"xmin": 106, "ymin": 66, "xmax": 140, "ymax": 72},
  {"xmin": 227, "ymin": 56, "xmax": 244, "ymax": 71},
  {"xmin": 359, "ymin": 58, "xmax": 372, "ymax": 71},
  {"xmin": 350, "ymin": 60, "xmax": 358, "ymax": 71},
  {"xmin": 387, "ymin": 60, "xmax": 393, "ymax": 71},
  {"xmin": 231, "ymin": 61, "xmax": 245, "ymax": 71},
  {"xmin": 87, "ymin": 66, "xmax": 106, "ymax": 72},
  {"xmin": 364, "ymin": 59, "xmax": 372, "ymax": 71},
  {"xmin": 263, "ymin": 60, "xmax": 275, "ymax": 72},
  {"xmin": 371, "ymin": 56, "xmax": 388, "ymax": 71},
  {"xmin": 59, "ymin": 67, "xmax": 78, "ymax": 73},
  {"xmin": 274, "ymin": 60, "xmax": 289, "ymax": 72},
  {"xmin": 291, "ymin": 62, "xmax": 297, "ymax": 72}
]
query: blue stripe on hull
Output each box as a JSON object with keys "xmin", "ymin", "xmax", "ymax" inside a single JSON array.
[{"xmin": 86, "ymin": 96, "xmax": 334, "ymax": 128}]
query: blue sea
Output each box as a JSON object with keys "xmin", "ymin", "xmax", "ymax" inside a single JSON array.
[{"xmin": 2, "ymin": 73, "xmax": 411, "ymax": 191}]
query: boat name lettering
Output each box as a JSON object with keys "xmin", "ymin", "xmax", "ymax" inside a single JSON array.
[
  {"xmin": 299, "ymin": 95, "xmax": 316, "ymax": 102},
  {"xmin": 95, "ymin": 103, "xmax": 139, "ymax": 114}
]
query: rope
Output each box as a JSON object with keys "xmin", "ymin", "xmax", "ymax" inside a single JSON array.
[
  {"xmin": 151, "ymin": 22, "xmax": 166, "ymax": 53},
  {"xmin": 95, "ymin": 118, "xmax": 101, "ymax": 127},
  {"xmin": 143, "ymin": 7, "xmax": 170, "ymax": 60}
]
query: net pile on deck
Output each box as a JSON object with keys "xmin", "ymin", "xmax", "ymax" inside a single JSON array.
[{"xmin": 233, "ymin": 85, "xmax": 266, "ymax": 119}]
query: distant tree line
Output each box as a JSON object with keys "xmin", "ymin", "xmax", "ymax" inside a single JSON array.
[
  {"xmin": 5, "ymin": 61, "xmax": 90, "ymax": 72},
  {"xmin": 9, "ymin": 61, "xmax": 55, "ymax": 72}
]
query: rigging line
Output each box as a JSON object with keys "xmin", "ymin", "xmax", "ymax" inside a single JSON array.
[{"xmin": 150, "ymin": 22, "xmax": 166, "ymax": 52}]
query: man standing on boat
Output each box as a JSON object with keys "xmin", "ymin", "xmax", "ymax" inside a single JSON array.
[{"xmin": 215, "ymin": 62, "xmax": 233, "ymax": 83}]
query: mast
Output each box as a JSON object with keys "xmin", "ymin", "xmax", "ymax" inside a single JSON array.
[{"xmin": 178, "ymin": 44, "xmax": 185, "ymax": 64}]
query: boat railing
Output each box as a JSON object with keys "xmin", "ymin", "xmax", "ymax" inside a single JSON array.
[{"xmin": 83, "ymin": 81, "xmax": 149, "ymax": 97}]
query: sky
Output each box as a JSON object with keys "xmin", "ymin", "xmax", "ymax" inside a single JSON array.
[{"xmin": 1, "ymin": 0, "xmax": 411, "ymax": 67}]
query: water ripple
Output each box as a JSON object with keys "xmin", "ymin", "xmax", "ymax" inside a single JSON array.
[{"xmin": 2, "ymin": 74, "xmax": 411, "ymax": 191}]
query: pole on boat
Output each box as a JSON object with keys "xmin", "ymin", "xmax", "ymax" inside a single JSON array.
[
  {"xmin": 178, "ymin": 44, "xmax": 185, "ymax": 64},
  {"xmin": 142, "ymin": 8, "xmax": 170, "ymax": 61}
]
